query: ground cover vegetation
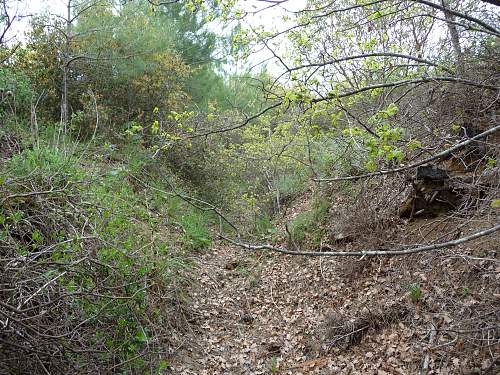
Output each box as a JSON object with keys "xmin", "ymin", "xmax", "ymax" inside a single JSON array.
[{"xmin": 0, "ymin": 0, "xmax": 499, "ymax": 373}]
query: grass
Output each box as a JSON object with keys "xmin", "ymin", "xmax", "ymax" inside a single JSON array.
[
  {"xmin": 8, "ymin": 145, "xmax": 85, "ymax": 188},
  {"xmin": 288, "ymin": 199, "xmax": 330, "ymax": 248},
  {"xmin": 180, "ymin": 211, "xmax": 212, "ymax": 250},
  {"xmin": 408, "ymin": 282, "xmax": 423, "ymax": 303},
  {"xmin": 270, "ymin": 357, "xmax": 279, "ymax": 374}
]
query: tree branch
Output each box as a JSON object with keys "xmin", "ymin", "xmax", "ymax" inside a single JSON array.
[
  {"xmin": 315, "ymin": 77, "xmax": 499, "ymax": 103},
  {"xmin": 185, "ymin": 101, "xmax": 282, "ymax": 138},
  {"xmin": 314, "ymin": 123, "xmax": 500, "ymax": 182},
  {"xmin": 284, "ymin": 52, "xmax": 454, "ymax": 75},
  {"xmin": 411, "ymin": 0, "xmax": 500, "ymax": 36},
  {"xmin": 220, "ymin": 223, "xmax": 500, "ymax": 257}
]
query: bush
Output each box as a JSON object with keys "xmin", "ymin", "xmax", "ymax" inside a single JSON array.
[
  {"xmin": 8, "ymin": 145, "xmax": 84, "ymax": 187},
  {"xmin": 0, "ymin": 67, "xmax": 33, "ymax": 116},
  {"xmin": 0, "ymin": 140, "xmax": 194, "ymax": 373}
]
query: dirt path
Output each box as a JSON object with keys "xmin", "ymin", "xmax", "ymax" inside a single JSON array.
[
  {"xmin": 167, "ymin": 241, "xmax": 426, "ymax": 375},
  {"xmin": 166, "ymin": 227, "xmax": 499, "ymax": 375},
  {"xmin": 167, "ymin": 244, "xmax": 331, "ymax": 374}
]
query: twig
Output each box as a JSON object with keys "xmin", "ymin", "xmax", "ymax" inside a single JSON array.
[
  {"xmin": 19, "ymin": 257, "xmax": 86, "ymax": 309},
  {"xmin": 314, "ymin": 124, "xmax": 500, "ymax": 182},
  {"xmin": 1, "ymin": 184, "xmax": 72, "ymax": 205},
  {"xmin": 328, "ymin": 325, "xmax": 369, "ymax": 348},
  {"xmin": 130, "ymin": 174, "xmax": 239, "ymax": 233},
  {"xmin": 420, "ymin": 323, "xmax": 437, "ymax": 375}
]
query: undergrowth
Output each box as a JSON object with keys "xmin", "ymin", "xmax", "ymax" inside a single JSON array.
[
  {"xmin": 0, "ymin": 125, "xmax": 213, "ymax": 374},
  {"xmin": 288, "ymin": 198, "xmax": 330, "ymax": 248}
]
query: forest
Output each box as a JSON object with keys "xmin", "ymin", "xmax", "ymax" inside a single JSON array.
[{"xmin": 0, "ymin": 0, "xmax": 499, "ymax": 373}]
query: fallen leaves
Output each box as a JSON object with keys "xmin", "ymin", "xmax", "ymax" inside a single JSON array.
[{"xmin": 167, "ymin": 223, "xmax": 499, "ymax": 375}]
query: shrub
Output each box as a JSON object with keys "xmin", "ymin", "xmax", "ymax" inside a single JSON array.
[
  {"xmin": 289, "ymin": 199, "xmax": 329, "ymax": 248},
  {"xmin": 0, "ymin": 67, "xmax": 33, "ymax": 116},
  {"xmin": 8, "ymin": 145, "xmax": 84, "ymax": 188},
  {"xmin": 0, "ymin": 141, "xmax": 194, "ymax": 373}
]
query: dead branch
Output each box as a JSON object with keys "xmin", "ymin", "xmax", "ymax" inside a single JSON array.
[
  {"xmin": 220, "ymin": 223, "xmax": 500, "ymax": 257},
  {"xmin": 314, "ymin": 123, "xmax": 500, "ymax": 182}
]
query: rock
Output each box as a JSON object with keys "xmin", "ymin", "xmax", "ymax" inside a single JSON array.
[
  {"xmin": 332, "ymin": 232, "xmax": 354, "ymax": 243},
  {"xmin": 415, "ymin": 165, "xmax": 449, "ymax": 181}
]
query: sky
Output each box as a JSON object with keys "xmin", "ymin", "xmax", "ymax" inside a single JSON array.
[
  {"xmin": 238, "ymin": 0, "xmax": 306, "ymax": 72},
  {"xmin": 8, "ymin": 0, "xmax": 65, "ymax": 42},
  {"xmin": 6, "ymin": 0, "xmax": 303, "ymax": 75},
  {"xmin": 8, "ymin": 0, "xmax": 303, "ymax": 42}
]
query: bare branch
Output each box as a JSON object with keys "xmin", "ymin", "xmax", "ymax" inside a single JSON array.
[
  {"xmin": 129, "ymin": 174, "xmax": 240, "ymax": 233},
  {"xmin": 186, "ymin": 101, "xmax": 282, "ymax": 138},
  {"xmin": 315, "ymin": 77, "xmax": 499, "ymax": 102},
  {"xmin": 221, "ymin": 223, "xmax": 500, "ymax": 257},
  {"xmin": 283, "ymin": 52, "xmax": 455, "ymax": 76},
  {"xmin": 411, "ymin": 0, "xmax": 500, "ymax": 36},
  {"xmin": 314, "ymin": 123, "xmax": 500, "ymax": 182}
]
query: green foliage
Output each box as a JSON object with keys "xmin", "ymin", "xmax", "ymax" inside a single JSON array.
[
  {"xmin": 408, "ymin": 282, "xmax": 423, "ymax": 303},
  {"xmin": 289, "ymin": 199, "xmax": 329, "ymax": 247},
  {"xmin": 235, "ymin": 263, "xmax": 251, "ymax": 278},
  {"xmin": 8, "ymin": 145, "xmax": 84, "ymax": 188},
  {"xmin": 254, "ymin": 213, "xmax": 276, "ymax": 240},
  {"xmin": 3, "ymin": 0, "xmax": 499, "ymax": 371},
  {"xmin": 491, "ymin": 199, "xmax": 500, "ymax": 209},
  {"xmin": 13, "ymin": 16, "xmax": 63, "ymax": 120},
  {"xmin": 214, "ymin": 73, "xmax": 267, "ymax": 112},
  {"xmin": 179, "ymin": 211, "xmax": 212, "ymax": 250},
  {"xmin": 157, "ymin": 360, "xmax": 171, "ymax": 373},
  {"xmin": 276, "ymin": 174, "xmax": 307, "ymax": 199},
  {"xmin": 270, "ymin": 356, "xmax": 279, "ymax": 374},
  {"xmin": 340, "ymin": 103, "xmax": 404, "ymax": 173},
  {"xmin": 0, "ymin": 127, "xmax": 207, "ymax": 372},
  {"xmin": 75, "ymin": 2, "xmax": 192, "ymax": 126},
  {"xmin": 13, "ymin": 0, "xmax": 231, "ymax": 129},
  {"xmin": 0, "ymin": 67, "xmax": 33, "ymax": 115}
]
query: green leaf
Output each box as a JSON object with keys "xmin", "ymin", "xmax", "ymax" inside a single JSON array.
[
  {"xmin": 158, "ymin": 360, "xmax": 170, "ymax": 372},
  {"xmin": 486, "ymin": 158, "xmax": 496, "ymax": 168},
  {"xmin": 408, "ymin": 140, "xmax": 422, "ymax": 151},
  {"xmin": 135, "ymin": 330, "xmax": 148, "ymax": 344}
]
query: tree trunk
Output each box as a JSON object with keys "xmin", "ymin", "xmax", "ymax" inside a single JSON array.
[
  {"xmin": 441, "ymin": 0, "xmax": 464, "ymax": 77},
  {"xmin": 61, "ymin": 0, "xmax": 72, "ymax": 133}
]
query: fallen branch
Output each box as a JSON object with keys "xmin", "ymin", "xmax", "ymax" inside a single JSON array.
[
  {"xmin": 1, "ymin": 183, "xmax": 72, "ymax": 205},
  {"xmin": 220, "ymin": 223, "xmax": 500, "ymax": 257},
  {"xmin": 314, "ymin": 123, "xmax": 500, "ymax": 182}
]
